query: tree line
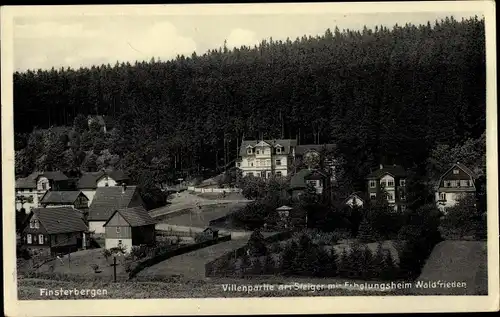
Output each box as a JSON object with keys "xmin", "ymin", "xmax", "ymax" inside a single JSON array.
[{"xmin": 14, "ymin": 16, "xmax": 486, "ymax": 193}]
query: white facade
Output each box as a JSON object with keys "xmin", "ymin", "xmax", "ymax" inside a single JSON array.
[
  {"xmin": 238, "ymin": 141, "xmax": 289, "ymax": 178},
  {"xmin": 380, "ymin": 174, "xmax": 396, "ymax": 203},
  {"xmin": 15, "ymin": 189, "xmax": 39, "ymax": 211},
  {"xmin": 96, "ymin": 175, "xmax": 119, "ymax": 187},
  {"xmin": 435, "ymin": 192, "xmax": 468, "ymax": 213},
  {"xmin": 345, "ymin": 195, "xmax": 364, "ymax": 208},
  {"xmin": 105, "ymin": 238, "xmax": 132, "ymax": 253},
  {"xmin": 89, "ymin": 221, "xmax": 106, "ymax": 234},
  {"xmin": 82, "ymin": 190, "xmax": 96, "ymax": 205}
]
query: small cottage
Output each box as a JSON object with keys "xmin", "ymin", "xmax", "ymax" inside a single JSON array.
[
  {"xmin": 40, "ymin": 191, "xmax": 89, "ymax": 209},
  {"xmin": 87, "ymin": 184, "xmax": 144, "ymax": 234},
  {"xmin": 22, "ymin": 207, "xmax": 88, "ymax": 256},
  {"xmin": 344, "ymin": 192, "xmax": 366, "ymax": 209},
  {"xmin": 102, "ymin": 206, "xmax": 156, "ymax": 253}
]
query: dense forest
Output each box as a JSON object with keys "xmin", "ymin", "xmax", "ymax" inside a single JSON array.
[{"xmin": 13, "ymin": 16, "xmax": 486, "ymax": 197}]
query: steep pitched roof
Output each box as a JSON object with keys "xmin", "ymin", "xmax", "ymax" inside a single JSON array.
[
  {"xmin": 88, "ymin": 185, "xmax": 140, "ymax": 221},
  {"xmin": 289, "ymin": 169, "xmax": 328, "ymax": 189},
  {"xmin": 436, "ymin": 162, "xmax": 479, "ymax": 188},
  {"xmin": 16, "ymin": 171, "xmax": 68, "ymax": 189},
  {"xmin": 456, "ymin": 162, "xmax": 478, "ymax": 179},
  {"xmin": 77, "ymin": 170, "xmax": 129, "ymax": 189},
  {"xmin": 367, "ymin": 165, "xmax": 407, "ymax": 179},
  {"xmin": 104, "ymin": 206, "xmax": 156, "ymax": 227},
  {"xmin": 239, "ymin": 139, "xmax": 297, "ymax": 157},
  {"xmin": 343, "ymin": 191, "xmax": 369, "ymax": 205},
  {"xmin": 30, "ymin": 207, "xmax": 88, "ymax": 234},
  {"xmin": 295, "ymin": 144, "xmax": 336, "ymax": 156},
  {"xmin": 41, "ymin": 191, "xmax": 86, "ymax": 204}
]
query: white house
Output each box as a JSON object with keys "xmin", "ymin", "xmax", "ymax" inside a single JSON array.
[
  {"xmin": 344, "ymin": 192, "xmax": 366, "ymax": 208},
  {"xmin": 77, "ymin": 169, "xmax": 129, "ymax": 204},
  {"xmin": 366, "ymin": 164, "xmax": 408, "ymax": 212},
  {"xmin": 15, "ymin": 171, "xmax": 68, "ymax": 212},
  {"xmin": 87, "ymin": 184, "xmax": 144, "ymax": 234},
  {"xmin": 435, "ymin": 162, "xmax": 477, "ymax": 213},
  {"xmin": 237, "ymin": 139, "xmax": 297, "ymax": 178}
]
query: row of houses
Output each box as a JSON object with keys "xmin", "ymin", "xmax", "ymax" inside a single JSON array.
[
  {"xmin": 16, "ymin": 170, "xmax": 157, "ymax": 256},
  {"xmin": 236, "ymin": 139, "xmax": 479, "ymax": 213}
]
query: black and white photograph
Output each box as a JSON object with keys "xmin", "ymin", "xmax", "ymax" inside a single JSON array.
[{"xmin": 2, "ymin": 2, "xmax": 498, "ymax": 316}]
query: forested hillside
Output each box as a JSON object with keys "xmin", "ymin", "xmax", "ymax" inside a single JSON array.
[{"xmin": 14, "ymin": 16, "xmax": 486, "ymax": 194}]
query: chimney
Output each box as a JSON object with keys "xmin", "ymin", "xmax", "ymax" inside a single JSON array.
[
  {"xmin": 121, "ymin": 182, "xmax": 126, "ymax": 193},
  {"xmin": 379, "ymin": 164, "xmax": 383, "ymax": 170}
]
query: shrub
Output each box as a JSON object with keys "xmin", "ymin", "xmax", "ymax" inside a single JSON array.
[
  {"xmin": 247, "ymin": 230, "xmax": 268, "ymax": 257},
  {"xmin": 263, "ymin": 255, "xmax": 276, "ymax": 274},
  {"xmin": 357, "ymin": 218, "xmax": 378, "ymax": 243},
  {"xmin": 130, "ymin": 245, "xmax": 148, "ymax": 260},
  {"xmin": 101, "ymin": 249, "xmax": 112, "ymax": 261}
]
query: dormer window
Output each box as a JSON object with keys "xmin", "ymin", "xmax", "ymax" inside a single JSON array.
[
  {"xmin": 256, "ymin": 150, "xmax": 260, "ymax": 155},
  {"xmin": 247, "ymin": 148, "xmax": 252, "ymax": 154},
  {"xmin": 276, "ymin": 147, "xmax": 282, "ymax": 154},
  {"xmin": 453, "ymin": 169, "xmax": 459, "ymax": 174}
]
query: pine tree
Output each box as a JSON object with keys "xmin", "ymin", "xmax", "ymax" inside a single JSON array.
[
  {"xmin": 357, "ymin": 217, "xmax": 377, "ymax": 243},
  {"xmin": 381, "ymin": 250, "xmax": 398, "ymax": 280}
]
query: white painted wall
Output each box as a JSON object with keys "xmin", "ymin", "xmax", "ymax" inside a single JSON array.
[
  {"xmin": 346, "ymin": 196, "xmax": 364, "ymax": 208},
  {"xmin": 105, "ymin": 238, "xmax": 133, "ymax": 253},
  {"xmin": 435, "ymin": 192, "xmax": 467, "ymax": 213},
  {"xmin": 16, "ymin": 190, "xmax": 39, "ymax": 211},
  {"xmin": 89, "ymin": 221, "xmax": 106, "ymax": 234},
  {"xmin": 82, "ymin": 190, "xmax": 96, "ymax": 205},
  {"xmin": 96, "ymin": 176, "xmax": 118, "ymax": 187}
]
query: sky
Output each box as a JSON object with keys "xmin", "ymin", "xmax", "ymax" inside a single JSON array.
[{"xmin": 13, "ymin": 11, "xmax": 483, "ymax": 72}]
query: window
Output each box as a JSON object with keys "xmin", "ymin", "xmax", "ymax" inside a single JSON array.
[
  {"xmin": 27, "ymin": 234, "xmax": 32, "ymax": 244},
  {"xmin": 42, "ymin": 183, "xmax": 47, "ymax": 190},
  {"xmin": 440, "ymin": 193, "xmax": 446, "ymax": 201},
  {"xmin": 276, "ymin": 159, "xmax": 282, "ymax": 166},
  {"xmin": 400, "ymin": 191, "xmax": 406, "ymax": 200},
  {"xmin": 30, "ymin": 221, "xmax": 34, "ymax": 229},
  {"xmin": 444, "ymin": 181, "xmax": 451, "ymax": 187},
  {"xmin": 453, "ymin": 169, "xmax": 459, "ymax": 174},
  {"xmin": 256, "ymin": 150, "xmax": 260, "ymax": 155},
  {"xmin": 306, "ymin": 180, "xmax": 317, "ymax": 187},
  {"xmin": 237, "ymin": 162, "xmax": 241, "ymax": 167},
  {"xmin": 116, "ymin": 227, "xmax": 121, "ymax": 234},
  {"xmin": 380, "ymin": 180, "xmax": 386, "ymax": 187},
  {"xmin": 105, "ymin": 182, "xmax": 109, "ymax": 187},
  {"xmin": 369, "ymin": 180, "xmax": 376, "ymax": 188},
  {"xmin": 387, "ymin": 180, "xmax": 395, "ymax": 187},
  {"xmin": 400, "ymin": 179, "xmax": 406, "ymax": 186},
  {"xmin": 38, "ymin": 234, "xmax": 44, "ymax": 244},
  {"xmin": 400, "ymin": 205, "xmax": 406, "ymax": 212},
  {"xmin": 450, "ymin": 180, "xmax": 458, "ymax": 187},
  {"xmin": 266, "ymin": 160, "xmax": 271, "ymax": 166},
  {"xmin": 118, "ymin": 240, "xmax": 123, "ymax": 246},
  {"xmin": 250, "ymin": 162, "xmax": 254, "ymax": 167},
  {"xmin": 276, "ymin": 147, "xmax": 282, "ymax": 154},
  {"xmin": 370, "ymin": 193, "xmax": 377, "ymax": 199},
  {"xmin": 276, "ymin": 171, "xmax": 282, "ymax": 177},
  {"xmin": 247, "ymin": 148, "xmax": 252, "ymax": 155},
  {"xmin": 29, "ymin": 189, "xmax": 33, "ymax": 192},
  {"xmin": 247, "ymin": 172, "xmax": 254, "ymax": 177},
  {"xmin": 34, "ymin": 220, "xmax": 39, "ymax": 229},
  {"xmin": 387, "ymin": 193, "xmax": 394, "ymax": 200},
  {"xmin": 460, "ymin": 180, "xmax": 469, "ymax": 187}
]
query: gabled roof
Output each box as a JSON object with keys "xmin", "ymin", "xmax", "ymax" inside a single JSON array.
[
  {"xmin": 77, "ymin": 170, "xmax": 129, "ymax": 189},
  {"xmin": 41, "ymin": 191, "xmax": 87, "ymax": 204},
  {"xmin": 88, "ymin": 185, "xmax": 140, "ymax": 221},
  {"xmin": 295, "ymin": 144, "xmax": 336, "ymax": 156},
  {"xmin": 103, "ymin": 206, "xmax": 156, "ymax": 227},
  {"xmin": 343, "ymin": 191, "xmax": 368, "ymax": 205},
  {"xmin": 436, "ymin": 162, "xmax": 478, "ymax": 188},
  {"xmin": 367, "ymin": 165, "xmax": 407, "ymax": 179},
  {"xmin": 289, "ymin": 169, "xmax": 329, "ymax": 189},
  {"xmin": 239, "ymin": 139, "xmax": 297, "ymax": 157},
  {"xmin": 16, "ymin": 171, "xmax": 68, "ymax": 189},
  {"xmin": 29, "ymin": 207, "xmax": 88, "ymax": 234}
]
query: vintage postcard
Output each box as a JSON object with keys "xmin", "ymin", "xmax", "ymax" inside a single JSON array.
[{"xmin": 2, "ymin": 1, "xmax": 498, "ymax": 316}]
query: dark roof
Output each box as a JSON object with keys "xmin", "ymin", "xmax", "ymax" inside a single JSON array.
[
  {"xmin": 16, "ymin": 171, "xmax": 68, "ymax": 189},
  {"xmin": 77, "ymin": 170, "xmax": 129, "ymax": 189},
  {"xmin": 104, "ymin": 206, "xmax": 156, "ymax": 227},
  {"xmin": 367, "ymin": 165, "xmax": 407, "ymax": 179},
  {"xmin": 295, "ymin": 144, "xmax": 336, "ymax": 156},
  {"xmin": 41, "ymin": 191, "xmax": 86, "ymax": 204},
  {"xmin": 456, "ymin": 162, "xmax": 478, "ymax": 179},
  {"xmin": 88, "ymin": 185, "xmax": 140, "ymax": 221},
  {"xmin": 239, "ymin": 139, "xmax": 297, "ymax": 157},
  {"xmin": 30, "ymin": 207, "xmax": 88, "ymax": 234},
  {"xmin": 289, "ymin": 169, "xmax": 328, "ymax": 189}
]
